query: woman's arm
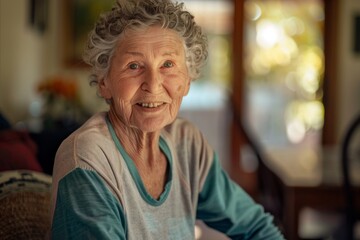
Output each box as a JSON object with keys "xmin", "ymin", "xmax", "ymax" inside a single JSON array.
[
  {"xmin": 52, "ymin": 168, "xmax": 126, "ymax": 240},
  {"xmin": 196, "ymin": 154, "xmax": 284, "ymax": 240}
]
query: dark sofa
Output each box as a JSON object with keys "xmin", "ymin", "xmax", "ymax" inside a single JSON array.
[{"xmin": 0, "ymin": 113, "xmax": 78, "ymax": 175}]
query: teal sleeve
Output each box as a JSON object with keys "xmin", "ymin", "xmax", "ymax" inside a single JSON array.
[
  {"xmin": 196, "ymin": 154, "xmax": 284, "ymax": 240},
  {"xmin": 52, "ymin": 168, "xmax": 126, "ymax": 240}
]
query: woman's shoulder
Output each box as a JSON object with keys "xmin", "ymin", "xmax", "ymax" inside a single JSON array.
[
  {"xmin": 163, "ymin": 117, "xmax": 212, "ymax": 155},
  {"xmin": 53, "ymin": 112, "xmax": 120, "ymax": 183},
  {"xmin": 164, "ymin": 117, "xmax": 203, "ymax": 140},
  {"xmin": 55, "ymin": 112, "xmax": 113, "ymax": 165},
  {"xmin": 163, "ymin": 119, "xmax": 214, "ymax": 191},
  {"xmin": 63, "ymin": 112, "xmax": 109, "ymax": 144}
]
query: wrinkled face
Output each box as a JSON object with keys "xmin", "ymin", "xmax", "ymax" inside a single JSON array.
[{"xmin": 100, "ymin": 26, "xmax": 191, "ymax": 132}]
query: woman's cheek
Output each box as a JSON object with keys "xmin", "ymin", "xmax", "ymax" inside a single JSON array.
[
  {"xmin": 176, "ymin": 85, "xmax": 183, "ymax": 92},
  {"xmin": 114, "ymin": 98, "xmax": 133, "ymax": 123}
]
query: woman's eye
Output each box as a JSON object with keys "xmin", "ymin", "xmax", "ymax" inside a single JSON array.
[
  {"xmin": 163, "ymin": 61, "xmax": 174, "ymax": 68},
  {"xmin": 129, "ymin": 63, "xmax": 139, "ymax": 70}
]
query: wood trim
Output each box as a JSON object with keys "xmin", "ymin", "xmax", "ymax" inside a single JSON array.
[
  {"xmin": 230, "ymin": 0, "xmax": 258, "ymax": 196},
  {"xmin": 231, "ymin": 0, "xmax": 244, "ymax": 114},
  {"xmin": 322, "ymin": 0, "xmax": 340, "ymax": 145},
  {"xmin": 230, "ymin": 0, "xmax": 245, "ymax": 180}
]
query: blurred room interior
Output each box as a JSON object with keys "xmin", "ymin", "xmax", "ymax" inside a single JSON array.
[{"xmin": 0, "ymin": 0, "xmax": 360, "ymax": 239}]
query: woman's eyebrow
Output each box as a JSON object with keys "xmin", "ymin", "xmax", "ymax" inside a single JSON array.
[
  {"xmin": 123, "ymin": 49, "xmax": 180, "ymax": 58},
  {"xmin": 161, "ymin": 50, "xmax": 180, "ymax": 57},
  {"xmin": 124, "ymin": 51, "xmax": 144, "ymax": 57}
]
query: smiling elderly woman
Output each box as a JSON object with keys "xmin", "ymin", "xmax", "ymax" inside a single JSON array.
[{"xmin": 50, "ymin": 0, "xmax": 284, "ymax": 239}]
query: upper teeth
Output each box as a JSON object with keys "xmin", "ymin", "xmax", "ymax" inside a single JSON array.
[{"xmin": 139, "ymin": 102, "xmax": 163, "ymax": 108}]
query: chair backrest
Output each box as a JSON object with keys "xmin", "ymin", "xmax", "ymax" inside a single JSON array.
[
  {"xmin": 0, "ymin": 170, "xmax": 52, "ymax": 240},
  {"xmin": 341, "ymin": 113, "xmax": 360, "ymax": 240},
  {"xmin": 230, "ymin": 99, "xmax": 284, "ymax": 229}
]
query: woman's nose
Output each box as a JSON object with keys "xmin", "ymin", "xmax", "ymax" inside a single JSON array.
[{"xmin": 141, "ymin": 69, "xmax": 163, "ymax": 93}]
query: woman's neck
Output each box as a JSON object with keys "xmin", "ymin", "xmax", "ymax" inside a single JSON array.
[
  {"xmin": 107, "ymin": 111, "xmax": 163, "ymax": 167},
  {"xmin": 107, "ymin": 110, "xmax": 168, "ymax": 199}
]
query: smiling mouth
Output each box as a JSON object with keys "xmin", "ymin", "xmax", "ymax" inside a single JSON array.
[{"xmin": 137, "ymin": 102, "xmax": 165, "ymax": 108}]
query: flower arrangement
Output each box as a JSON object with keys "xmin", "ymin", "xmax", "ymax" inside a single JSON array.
[
  {"xmin": 37, "ymin": 76, "xmax": 78, "ymax": 101},
  {"xmin": 37, "ymin": 76, "xmax": 85, "ymax": 129}
]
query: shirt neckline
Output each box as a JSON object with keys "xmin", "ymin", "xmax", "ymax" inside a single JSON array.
[{"xmin": 105, "ymin": 116, "xmax": 173, "ymax": 206}]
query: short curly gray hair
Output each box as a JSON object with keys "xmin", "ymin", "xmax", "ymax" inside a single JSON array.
[{"xmin": 83, "ymin": 0, "xmax": 208, "ymax": 87}]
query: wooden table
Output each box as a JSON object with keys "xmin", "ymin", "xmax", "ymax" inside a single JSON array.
[{"xmin": 263, "ymin": 146, "xmax": 360, "ymax": 240}]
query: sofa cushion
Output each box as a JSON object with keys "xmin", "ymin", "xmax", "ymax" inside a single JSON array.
[{"xmin": 0, "ymin": 130, "xmax": 43, "ymax": 172}]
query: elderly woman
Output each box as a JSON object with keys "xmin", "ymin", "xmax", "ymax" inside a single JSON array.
[{"xmin": 50, "ymin": 0, "xmax": 284, "ymax": 239}]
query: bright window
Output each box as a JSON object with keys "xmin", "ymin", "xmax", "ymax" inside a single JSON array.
[{"xmin": 243, "ymin": 0, "xmax": 325, "ymax": 147}]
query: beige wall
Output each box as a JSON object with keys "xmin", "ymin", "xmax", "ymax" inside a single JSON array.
[
  {"xmin": 0, "ymin": 0, "xmax": 45, "ymax": 123},
  {"xmin": 0, "ymin": 0, "xmax": 105, "ymax": 125},
  {"xmin": 0, "ymin": 0, "xmax": 359, "ymax": 143}
]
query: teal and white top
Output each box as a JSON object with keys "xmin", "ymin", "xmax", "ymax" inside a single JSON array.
[{"xmin": 50, "ymin": 112, "xmax": 283, "ymax": 239}]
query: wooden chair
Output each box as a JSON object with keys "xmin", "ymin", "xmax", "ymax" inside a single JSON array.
[
  {"xmin": 230, "ymin": 100, "xmax": 285, "ymax": 232},
  {"xmin": 0, "ymin": 170, "xmax": 52, "ymax": 239},
  {"xmin": 341, "ymin": 113, "xmax": 360, "ymax": 240}
]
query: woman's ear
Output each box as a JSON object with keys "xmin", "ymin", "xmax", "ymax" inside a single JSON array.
[
  {"xmin": 183, "ymin": 77, "xmax": 192, "ymax": 96},
  {"xmin": 98, "ymin": 78, "xmax": 112, "ymax": 99}
]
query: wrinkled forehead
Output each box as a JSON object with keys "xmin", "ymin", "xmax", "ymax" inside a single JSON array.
[{"xmin": 115, "ymin": 26, "xmax": 187, "ymax": 55}]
